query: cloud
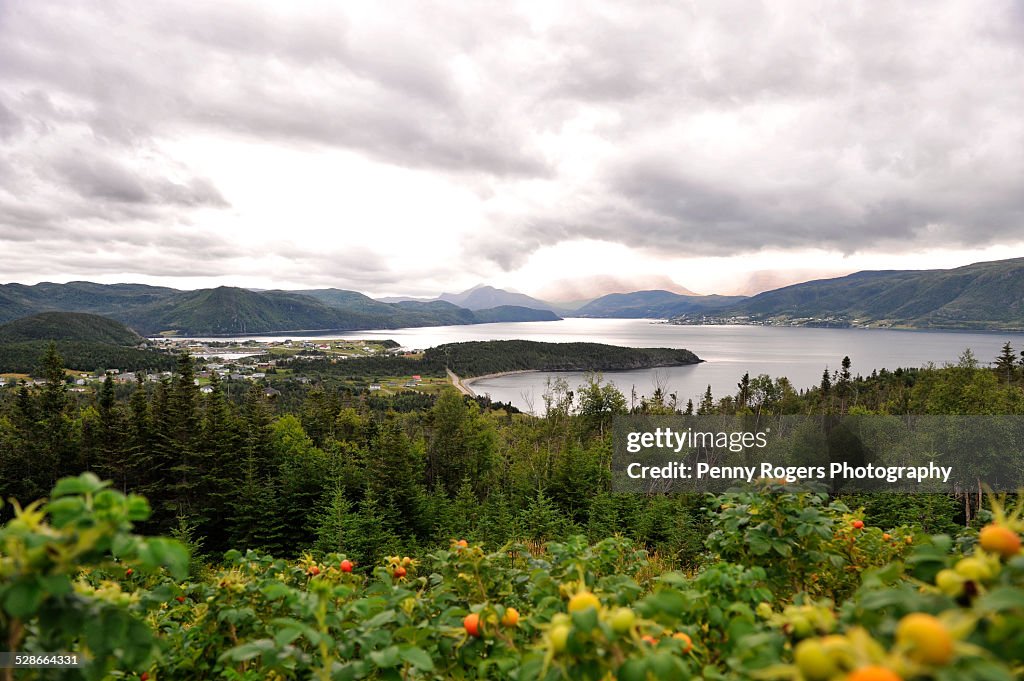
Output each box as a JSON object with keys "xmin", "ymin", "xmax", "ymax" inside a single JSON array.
[{"xmin": 1, "ymin": 0, "xmax": 1022, "ymax": 291}]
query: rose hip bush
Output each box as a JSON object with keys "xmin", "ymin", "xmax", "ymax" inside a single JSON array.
[{"xmin": 4, "ymin": 475, "xmax": 1024, "ymax": 680}]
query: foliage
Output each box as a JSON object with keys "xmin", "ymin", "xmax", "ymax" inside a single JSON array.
[
  {"xmin": 0, "ymin": 473, "xmax": 188, "ymax": 680},
  {"xmin": 7, "ymin": 477, "xmax": 1024, "ymax": 680},
  {"xmin": 423, "ymin": 340, "xmax": 701, "ymax": 377}
]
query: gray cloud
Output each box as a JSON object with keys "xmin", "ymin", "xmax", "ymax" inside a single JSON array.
[{"xmin": 1, "ymin": 0, "xmax": 1023, "ymax": 289}]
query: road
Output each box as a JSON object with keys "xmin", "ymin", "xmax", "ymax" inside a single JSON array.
[{"xmin": 446, "ymin": 368, "xmax": 476, "ymax": 397}]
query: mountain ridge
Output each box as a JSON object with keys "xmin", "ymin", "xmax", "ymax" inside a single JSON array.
[{"xmin": 676, "ymin": 257, "xmax": 1024, "ymax": 330}]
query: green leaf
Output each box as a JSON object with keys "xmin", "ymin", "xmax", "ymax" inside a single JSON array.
[
  {"xmin": 571, "ymin": 606, "xmax": 600, "ymax": 632},
  {"xmin": 274, "ymin": 626, "xmax": 302, "ymax": 647},
  {"xmin": 51, "ymin": 473, "xmax": 107, "ymax": 498},
  {"xmin": 44, "ymin": 496, "xmax": 87, "ymax": 528},
  {"xmin": 369, "ymin": 645, "xmax": 401, "ymax": 668},
  {"xmin": 144, "ymin": 537, "xmax": 190, "ymax": 580},
  {"xmin": 398, "ymin": 645, "xmax": 434, "ymax": 671},
  {"xmin": 260, "ymin": 582, "xmax": 292, "ymax": 600},
  {"xmin": 221, "ymin": 639, "xmax": 276, "ymax": 662},
  {"xmin": 976, "ymin": 587, "xmax": 1024, "ymax": 614},
  {"xmin": 38, "ymin": 575, "xmax": 72, "ymax": 597},
  {"xmin": 3, "ymin": 579, "xmax": 44, "ymax": 618},
  {"xmin": 125, "ymin": 495, "xmax": 151, "ymax": 521},
  {"xmin": 364, "ymin": 610, "xmax": 396, "ymax": 628}
]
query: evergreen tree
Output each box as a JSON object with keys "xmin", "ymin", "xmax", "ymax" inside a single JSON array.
[
  {"xmin": 166, "ymin": 353, "xmax": 201, "ymax": 520},
  {"xmin": 996, "ymin": 342, "xmax": 1017, "ymax": 384},
  {"xmin": 366, "ymin": 422, "xmax": 425, "ymax": 539},
  {"xmin": 196, "ymin": 371, "xmax": 241, "ymax": 551},
  {"xmin": 697, "ymin": 385, "xmax": 714, "ymax": 415},
  {"xmin": 312, "ymin": 485, "xmax": 353, "ymax": 556},
  {"xmin": 38, "ymin": 343, "xmax": 75, "ymax": 487},
  {"xmin": 426, "ymin": 390, "xmax": 468, "ymax": 494},
  {"xmin": 736, "ymin": 372, "xmax": 751, "ymax": 409},
  {"xmin": 519, "ymin": 487, "xmax": 570, "ymax": 542}
]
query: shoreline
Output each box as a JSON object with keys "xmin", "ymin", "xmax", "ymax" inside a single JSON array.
[
  {"xmin": 448, "ymin": 369, "xmax": 540, "ymax": 398},
  {"xmin": 462, "ymin": 369, "xmax": 539, "ymax": 389}
]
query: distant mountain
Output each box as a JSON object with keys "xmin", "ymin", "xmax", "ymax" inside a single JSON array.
[
  {"xmin": 573, "ymin": 290, "xmax": 747, "ymax": 318},
  {"xmin": 685, "ymin": 258, "xmax": 1024, "ymax": 330},
  {"xmin": 472, "ymin": 306, "xmax": 561, "ymax": 323},
  {"xmin": 0, "ymin": 312, "xmax": 144, "ymax": 345},
  {"xmin": 535, "ymin": 275, "xmax": 699, "ymax": 302},
  {"xmin": 124, "ymin": 287, "xmax": 377, "ymax": 335},
  {"xmin": 0, "ymin": 282, "xmax": 179, "ymax": 324},
  {"xmin": 0, "ymin": 282, "xmax": 563, "ymax": 336},
  {"xmin": 438, "ymin": 285, "xmax": 556, "ymax": 312}
]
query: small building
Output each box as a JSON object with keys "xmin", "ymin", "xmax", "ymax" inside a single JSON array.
[{"xmin": 369, "ymin": 383, "xmax": 382, "ymax": 391}]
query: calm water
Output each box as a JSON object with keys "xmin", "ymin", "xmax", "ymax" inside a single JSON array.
[{"xmin": 180, "ymin": 319, "xmax": 1024, "ymax": 414}]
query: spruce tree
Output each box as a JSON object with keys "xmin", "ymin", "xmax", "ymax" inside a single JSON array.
[{"xmin": 996, "ymin": 342, "xmax": 1017, "ymax": 384}]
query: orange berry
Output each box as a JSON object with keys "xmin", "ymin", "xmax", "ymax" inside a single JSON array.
[
  {"xmin": 464, "ymin": 612, "xmax": 481, "ymax": 637},
  {"xmin": 852, "ymin": 520, "xmax": 865, "ymax": 529},
  {"xmin": 883, "ymin": 533, "xmax": 892, "ymax": 541},
  {"xmin": 672, "ymin": 632, "xmax": 693, "ymax": 653},
  {"xmin": 393, "ymin": 566, "xmax": 407, "ymax": 578},
  {"xmin": 846, "ymin": 666, "xmax": 901, "ymax": 681},
  {"xmin": 896, "ymin": 613, "xmax": 953, "ymax": 665},
  {"xmin": 642, "ymin": 635, "xmax": 659, "ymax": 645},
  {"xmin": 501, "ymin": 607, "xmax": 520, "ymax": 627},
  {"xmin": 340, "ymin": 559, "xmax": 353, "ymax": 573},
  {"xmin": 979, "ymin": 524, "xmax": 1022, "ymax": 558}
]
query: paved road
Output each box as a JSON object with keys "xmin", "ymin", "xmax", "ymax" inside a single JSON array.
[{"xmin": 446, "ymin": 368, "xmax": 476, "ymax": 397}]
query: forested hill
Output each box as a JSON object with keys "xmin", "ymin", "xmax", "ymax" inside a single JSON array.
[
  {"xmin": 0, "ymin": 311, "xmax": 177, "ymax": 374},
  {"xmin": 284, "ymin": 340, "xmax": 701, "ymax": 380},
  {"xmin": 572, "ymin": 290, "xmax": 746, "ymax": 318},
  {"xmin": 0, "ymin": 311, "xmax": 143, "ymax": 345},
  {"xmin": 423, "ymin": 340, "xmax": 701, "ymax": 377},
  {"xmin": 677, "ymin": 257, "xmax": 1024, "ymax": 329},
  {"xmin": 0, "ymin": 282, "xmax": 561, "ymax": 335}
]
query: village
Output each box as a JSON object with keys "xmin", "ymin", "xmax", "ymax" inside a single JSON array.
[{"xmin": 0, "ymin": 335, "xmax": 443, "ymax": 397}]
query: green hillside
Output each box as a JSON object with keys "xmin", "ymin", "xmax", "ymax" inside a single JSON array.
[
  {"xmin": 125, "ymin": 287, "xmax": 372, "ymax": 336},
  {"xmin": 0, "ymin": 282, "xmax": 179, "ymax": 323},
  {"xmin": 0, "ymin": 312, "xmax": 144, "ymax": 345},
  {"xmin": 573, "ymin": 290, "xmax": 746, "ymax": 318},
  {"xmin": 424, "ymin": 340, "xmax": 701, "ymax": 377},
  {"xmin": 472, "ymin": 305, "xmax": 561, "ymax": 323},
  {"xmin": 682, "ymin": 258, "xmax": 1024, "ymax": 330},
  {"xmin": 0, "ymin": 283, "xmax": 564, "ymax": 335}
]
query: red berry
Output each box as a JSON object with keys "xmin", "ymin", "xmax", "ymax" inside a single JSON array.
[
  {"xmin": 340, "ymin": 559, "xmax": 353, "ymax": 573},
  {"xmin": 140, "ymin": 673, "xmax": 149, "ymax": 681},
  {"xmin": 125, "ymin": 568, "xmax": 134, "ymax": 576},
  {"xmin": 308, "ymin": 565, "xmax": 320, "ymax": 576},
  {"xmin": 176, "ymin": 596, "xmax": 185, "ymax": 603},
  {"xmin": 394, "ymin": 566, "xmax": 407, "ymax": 578},
  {"xmin": 852, "ymin": 520, "xmax": 865, "ymax": 529}
]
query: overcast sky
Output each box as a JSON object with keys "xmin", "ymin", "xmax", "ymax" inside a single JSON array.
[{"xmin": 2, "ymin": 1, "xmax": 1023, "ymax": 299}]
